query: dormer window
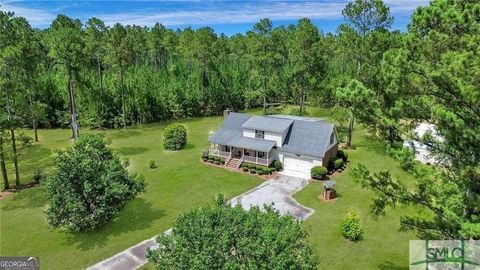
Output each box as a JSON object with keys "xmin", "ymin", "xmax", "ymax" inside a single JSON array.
[{"xmin": 255, "ymin": 130, "xmax": 264, "ymax": 139}]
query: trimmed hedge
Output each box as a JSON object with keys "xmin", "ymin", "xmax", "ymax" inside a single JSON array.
[
  {"xmin": 241, "ymin": 163, "xmax": 274, "ymax": 175},
  {"xmin": 311, "ymin": 166, "xmax": 328, "ymax": 180},
  {"xmin": 163, "ymin": 124, "xmax": 187, "ymax": 150}
]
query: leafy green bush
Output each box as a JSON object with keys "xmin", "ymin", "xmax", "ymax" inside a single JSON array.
[
  {"xmin": 148, "ymin": 160, "xmax": 156, "ymax": 169},
  {"xmin": 311, "ymin": 166, "xmax": 328, "ymax": 180},
  {"xmin": 242, "ymin": 168, "xmax": 249, "ymax": 172},
  {"xmin": 340, "ymin": 212, "xmax": 364, "ymax": 241},
  {"xmin": 45, "ymin": 135, "xmax": 145, "ymax": 232},
  {"xmin": 270, "ymin": 160, "xmax": 282, "ymax": 171},
  {"xmin": 249, "ymin": 169, "xmax": 257, "ymax": 174},
  {"xmin": 337, "ymin": 150, "xmax": 348, "ymax": 162},
  {"xmin": 202, "ymin": 150, "xmax": 209, "ymax": 159},
  {"xmin": 146, "ymin": 195, "xmax": 318, "ymax": 269},
  {"xmin": 163, "ymin": 124, "xmax": 187, "ymax": 150},
  {"xmin": 334, "ymin": 158, "xmax": 344, "ymax": 170}
]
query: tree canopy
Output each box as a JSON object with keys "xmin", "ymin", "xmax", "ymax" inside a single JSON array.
[
  {"xmin": 147, "ymin": 195, "xmax": 318, "ymax": 269},
  {"xmin": 45, "ymin": 135, "xmax": 145, "ymax": 232}
]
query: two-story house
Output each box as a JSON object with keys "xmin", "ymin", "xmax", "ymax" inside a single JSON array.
[{"xmin": 208, "ymin": 111, "xmax": 338, "ymax": 179}]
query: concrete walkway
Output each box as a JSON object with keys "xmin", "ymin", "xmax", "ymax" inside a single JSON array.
[{"xmin": 87, "ymin": 175, "xmax": 312, "ymax": 270}]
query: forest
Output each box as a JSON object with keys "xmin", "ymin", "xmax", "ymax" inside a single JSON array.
[{"xmin": 1, "ymin": 0, "xmax": 479, "ymax": 239}]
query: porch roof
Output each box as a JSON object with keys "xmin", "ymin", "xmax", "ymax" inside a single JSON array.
[{"xmin": 209, "ymin": 129, "xmax": 275, "ymax": 152}]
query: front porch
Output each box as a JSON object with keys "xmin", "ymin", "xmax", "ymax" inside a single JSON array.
[{"xmin": 209, "ymin": 145, "xmax": 273, "ymax": 167}]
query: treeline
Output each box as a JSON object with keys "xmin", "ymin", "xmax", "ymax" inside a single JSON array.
[
  {"xmin": 1, "ymin": 0, "xmax": 479, "ymax": 239},
  {"xmin": 1, "ymin": 1, "xmax": 405, "ymax": 135}
]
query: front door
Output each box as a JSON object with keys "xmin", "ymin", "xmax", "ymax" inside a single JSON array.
[{"xmin": 233, "ymin": 148, "xmax": 243, "ymax": 158}]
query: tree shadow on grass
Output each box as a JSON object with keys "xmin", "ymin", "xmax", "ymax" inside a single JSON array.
[
  {"xmin": 1, "ymin": 186, "xmax": 48, "ymax": 211},
  {"xmin": 109, "ymin": 130, "xmax": 142, "ymax": 139},
  {"xmin": 377, "ymin": 261, "xmax": 408, "ymax": 270},
  {"xmin": 60, "ymin": 197, "xmax": 166, "ymax": 251},
  {"xmin": 115, "ymin": 147, "xmax": 149, "ymax": 156}
]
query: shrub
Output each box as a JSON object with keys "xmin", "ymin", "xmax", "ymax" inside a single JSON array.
[
  {"xmin": 163, "ymin": 124, "xmax": 187, "ymax": 150},
  {"xmin": 45, "ymin": 135, "xmax": 145, "ymax": 232},
  {"xmin": 327, "ymin": 160, "xmax": 335, "ymax": 171},
  {"xmin": 146, "ymin": 195, "xmax": 318, "ymax": 269},
  {"xmin": 242, "ymin": 168, "xmax": 249, "ymax": 172},
  {"xmin": 148, "ymin": 160, "xmax": 157, "ymax": 169},
  {"xmin": 337, "ymin": 150, "xmax": 348, "ymax": 162},
  {"xmin": 311, "ymin": 166, "xmax": 328, "ymax": 180},
  {"xmin": 32, "ymin": 169, "xmax": 43, "ymax": 183},
  {"xmin": 214, "ymin": 161, "xmax": 220, "ymax": 165},
  {"xmin": 334, "ymin": 158, "xmax": 344, "ymax": 170},
  {"xmin": 258, "ymin": 171, "xmax": 265, "ymax": 175},
  {"xmin": 249, "ymin": 169, "xmax": 257, "ymax": 174},
  {"xmin": 340, "ymin": 212, "xmax": 364, "ymax": 241},
  {"xmin": 241, "ymin": 163, "xmax": 249, "ymax": 169},
  {"xmin": 201, "ymin": 150, "xmax": 209, "ymax": 159}
]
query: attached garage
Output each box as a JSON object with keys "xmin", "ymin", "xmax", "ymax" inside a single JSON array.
[{"xmin": 282, "ymin": 155, "xmax": 315, "ymax": 179}]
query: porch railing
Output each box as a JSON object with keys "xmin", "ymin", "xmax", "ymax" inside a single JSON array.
[
  {"xmin": 237, "ymin": 155, "xmax": 244, "ymax": 168},
  {"xmin": 225, "ymin": 151, "xmax": 233, "ymax": 166},
  {"xmin": 209, "ymin": 148, "xmax": 230, "ymax": 158},
  {"xmin": 243, "ymin": 155, "xmax": 271, "ymax": 166}
]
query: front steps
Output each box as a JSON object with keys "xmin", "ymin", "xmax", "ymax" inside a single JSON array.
[{"xmin": 226, "ymin": 158, "xmax": 241, "ymax": 168}]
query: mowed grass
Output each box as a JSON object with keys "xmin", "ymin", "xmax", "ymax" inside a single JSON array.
[
  {"xmin": 1, "ymin": 108, "xmax": 420, "ymax": 269},
  {"xmin": 0, "ymin": 116, "xmax": 262, "ymax": 269},
  {"xmin": 295, "ymin": 107, "xmax": 419, "ymax": 269}
]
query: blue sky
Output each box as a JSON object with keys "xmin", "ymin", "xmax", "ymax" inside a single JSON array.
[{"xmin": 1, "ymin": 0, "xmax": 429, "ymax": 35}]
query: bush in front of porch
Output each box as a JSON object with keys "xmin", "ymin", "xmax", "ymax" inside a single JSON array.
[{"xmin": 240, "ymin": 163, "xmax": 275, "ymax": 175}]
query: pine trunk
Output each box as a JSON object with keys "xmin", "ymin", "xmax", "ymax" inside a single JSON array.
[
  {"xmin": 0, "ymin": 135, "xmax": 9, "ymax": 190},
  {"xmin": 68, "ymin": 70, "xmax": 79, "ymax": 139},
  {"xmin": 347, "ymin": 116, "xmax": 354, "ymax": 147},
  {"xmin": 120, "ymin": 67, "xmax": 127, "ymax": 128},
  {"xmin": 10, "ymin": 128, "xmax": 20, "ymax": 186}
]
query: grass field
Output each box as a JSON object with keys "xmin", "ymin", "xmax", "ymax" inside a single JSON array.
[{"xmin": 1, "ymin": 108, "xmax": 419, "ymax": 269}]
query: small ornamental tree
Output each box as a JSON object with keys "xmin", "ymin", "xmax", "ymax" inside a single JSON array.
[
  {"xmin": 45, "ymin": 135, "xmax": 145, "ymax": 232},
  {"xmin": 340, "ymin": 211, "xmax": 364, "ymax": 241},
  {"xmin": 163, "ymin": 124, "xmax": 187, "ymax": 150},
  {"xmin": 147, "ymin": 195, "xmax": 318, "ymax": 269},
  {"xmin": 311, "ymin": 166, "xmax": 328, "ymax": 180}
]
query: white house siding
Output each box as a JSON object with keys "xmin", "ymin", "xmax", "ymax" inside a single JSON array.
[
  {"xmin": 265, "ymin": 132, "xmax": 283, "ymax": 146},
  {"xmin": 243, "ymin": 129, "xmax": 255, "ymax": 138}
]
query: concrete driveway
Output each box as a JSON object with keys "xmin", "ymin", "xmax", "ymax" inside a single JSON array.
[{"xmin": 230, "ymin": 175, "xmax": 314, "ymax": 220}]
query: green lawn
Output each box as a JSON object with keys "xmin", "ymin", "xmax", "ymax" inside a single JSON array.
[
  {"xmin": 0, "ymin": 116, "xmax": 262, "ymax": 269},
  {"xmin": 1, "ymin": 108, "xmax": 419, "ymax": 269}
]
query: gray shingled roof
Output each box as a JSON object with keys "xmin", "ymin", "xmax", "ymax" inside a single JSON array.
[
  {"xmin": 209, "ymin": 112, "xmax": 336, "ymax": 158},
  {"xmin": 277, "ymin": 117, "xmax": 335, "ymax": 157},
  {"xmin": 209, "ymin": 113, "xmax": 276, "ymax": 152},
  {"xmin": 242, "ymin": 116, "xmax": 293, "ymax": 133}
]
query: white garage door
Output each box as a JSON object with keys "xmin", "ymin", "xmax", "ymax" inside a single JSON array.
[{"xmin": 282, "ymin": 156, "xmax": 313, "ymax": 179}]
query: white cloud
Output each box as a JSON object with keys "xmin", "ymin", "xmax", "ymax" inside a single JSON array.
[
  {"xmin": 0, "ymin": 0, "xmax": 430, "ymax": 28},
  {"xmin": 1, "ymin": 0, "xmax": 56, "ymax": 27}
]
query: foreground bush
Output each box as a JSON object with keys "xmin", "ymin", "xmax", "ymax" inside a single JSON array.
[
  {"xmin": 147, "ymin": 195, "xmax": 318, "ymax": 269},
  {"xmin": 337, "ymin": 150, "xmax": 348, "ymax": 162},
  {"xmin": 334, "ymin": 158, "xmax": 344, "ymax": 170},
  {"xmin": 311, "ymin": 166, "xmax": 328, "ymax": 180},
  {"xmin": 45, "ymin": 135, "xmax": 145, "ymax": 232},
  {"xmin": 340, "ymin": 212, "xmax": 364, "ymax": 241},
  {"xmin": 163, "ymin": 124, "xmax": 187, "ymax": 150}
]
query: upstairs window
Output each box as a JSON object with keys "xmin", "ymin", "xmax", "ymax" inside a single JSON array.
[
  {"xmin": 255, "ymin": 130, "xmax": 264, "ymax": 139},
  {"xmin": 330, "ymin": 132, "xmax": 335, "ymax": 145}
]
